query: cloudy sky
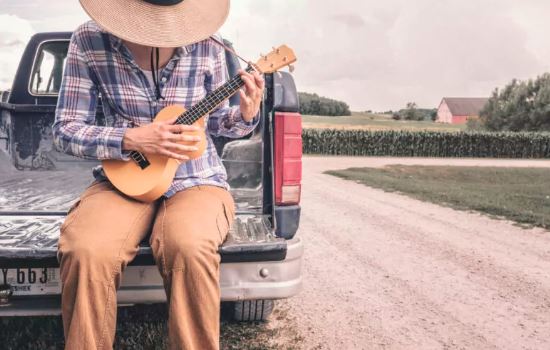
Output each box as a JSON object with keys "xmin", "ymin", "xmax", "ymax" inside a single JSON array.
[{"xmin": 1, "ymin": 0, "xmax": 550, "ymax": 111}]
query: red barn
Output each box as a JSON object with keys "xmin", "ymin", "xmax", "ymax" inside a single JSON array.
[{"xmin": 437, "ymin": 97, "xmax": 489, "ymax": 124}]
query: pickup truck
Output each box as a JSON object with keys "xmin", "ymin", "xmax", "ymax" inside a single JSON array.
[{"xmin": 0, "ymin": 32, "xmax": 303, "ymax": 322}]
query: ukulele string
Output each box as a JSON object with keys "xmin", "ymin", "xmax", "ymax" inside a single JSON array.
[
  {"xmin": 176, "ymin": 69, "xmax": 252, "ymax": 125},
  {"xmin": 162, "ymin": 37, "xmax": 258, "ymax": 127}
]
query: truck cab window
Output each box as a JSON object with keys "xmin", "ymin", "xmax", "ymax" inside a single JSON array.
[{"xmin": 30, "ymin": 41, "xmax": 69, "ymax": 95}]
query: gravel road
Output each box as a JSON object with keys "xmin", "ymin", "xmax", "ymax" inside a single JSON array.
[{"xmin": 281, "ymin": 156, "xmax": 550, "ymax": 349}]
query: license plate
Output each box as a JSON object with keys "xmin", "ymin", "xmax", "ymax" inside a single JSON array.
[{"xmin": 1, "ymin": 268, "xmax": 61, "ymax": 295}]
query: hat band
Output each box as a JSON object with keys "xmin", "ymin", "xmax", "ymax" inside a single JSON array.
[{"xmin": 142, "ymin": 0, "xmax": 183, "ymax": 6}]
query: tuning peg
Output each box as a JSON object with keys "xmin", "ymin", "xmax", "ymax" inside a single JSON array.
[
  {"xmin": 289, "ymin": 65, "xmax": 295, "ymax": 73},
  {"xmin": 261, "ymin": 54, "xmax": 268, "ymax": 61},
  {"xmin": 273, "ymin": 46, "xmax": 280, "ymax": 54}
]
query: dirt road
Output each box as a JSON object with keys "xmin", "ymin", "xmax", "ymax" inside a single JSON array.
[{"xmin": 281, "ymin": 156, "xmax": 550, "ymax": 349}]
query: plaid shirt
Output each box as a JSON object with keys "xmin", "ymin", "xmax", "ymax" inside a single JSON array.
[{"xmin": 53, "ymin": 21, "xmax": 259, "ymax": 197}]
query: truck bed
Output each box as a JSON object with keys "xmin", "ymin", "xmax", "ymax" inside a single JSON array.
[{"xmin": 0, "ymin": 155, "xmax": 286, "ymax": 267}]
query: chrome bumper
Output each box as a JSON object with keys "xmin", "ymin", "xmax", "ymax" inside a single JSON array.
[{"xmin": 0, "ymin": 238, "xmax": 303, "ymax": 316}]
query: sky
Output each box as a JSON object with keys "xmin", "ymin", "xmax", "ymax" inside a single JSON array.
[{"xmin": 1, "ymin": 0, "xmax": 550, "ymax": 111}]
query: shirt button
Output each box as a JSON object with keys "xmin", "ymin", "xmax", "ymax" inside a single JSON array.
[
  {"xmin": 152, "ymin": 101, "xmax": 158, "ymax": 107},
  {"xmin": 161, "ymin": 77, "xmax": 167, "ymax": 83}
]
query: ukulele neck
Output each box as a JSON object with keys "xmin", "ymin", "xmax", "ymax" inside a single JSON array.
[{"xmin": 175, "ymin": 65, "xmax": 256, "ymax": 126}]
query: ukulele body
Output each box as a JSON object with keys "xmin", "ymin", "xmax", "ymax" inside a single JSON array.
[{"xmin": 102, "ymin": 105, "xmax": 206, "ymax": 203}]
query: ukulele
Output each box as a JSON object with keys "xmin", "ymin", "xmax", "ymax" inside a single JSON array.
[{"xmin": 102, "ymin": 45, "xmax": 297, "ymax": 202}]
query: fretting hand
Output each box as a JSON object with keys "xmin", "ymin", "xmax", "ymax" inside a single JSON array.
[{"xmin": 238, "ymin": 70, "xmax": 265, "ymax": 121}]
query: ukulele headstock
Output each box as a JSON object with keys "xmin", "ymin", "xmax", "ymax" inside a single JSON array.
[{"xmin": 254, "ymin": 45, "xmax": 297, "ymax": 74}]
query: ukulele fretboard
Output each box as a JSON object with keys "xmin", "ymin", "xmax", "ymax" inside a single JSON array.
[
  {"xmin": 176, "ymin": 65, "xmax": 255, "ymax": 125},
  {"xmin": 128, "ymin": 65, "xmax": 256, "ymax": 169}
]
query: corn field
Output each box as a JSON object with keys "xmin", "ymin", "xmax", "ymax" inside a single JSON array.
[{"xmin": 302, "ymin": 129, "xmax": 550, "ymax": 158}]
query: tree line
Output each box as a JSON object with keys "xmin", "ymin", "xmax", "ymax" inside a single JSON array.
[
  {"xmin": 298, "ymin": 92, "xmax": 351, "ymax": 116},
  {"xmin": 392, "ymin": 102, "xmax": 437, "ymax": 121},
  {"xmin": 479, "ymin": 73, "xmax": 550, "ymax": 132}
]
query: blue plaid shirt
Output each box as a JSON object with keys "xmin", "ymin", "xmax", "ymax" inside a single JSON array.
[{"xmin": 53, "ymin": 21, "xmax": 259, "ymax": 197}]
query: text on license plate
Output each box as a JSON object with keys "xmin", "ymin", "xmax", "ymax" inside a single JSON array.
[{"xmin": 1, "ymin": 268, "xmax": 61, "ymax": 295}]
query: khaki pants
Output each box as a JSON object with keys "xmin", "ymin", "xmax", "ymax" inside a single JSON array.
[{"xmin": 57, "ymin": 181, "xmax": 235, "ymax": 350}]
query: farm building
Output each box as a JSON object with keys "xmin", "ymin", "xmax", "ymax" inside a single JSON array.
[{"xmin": 437, "ymin": 97, "xmax": 489, "ymax": 124}]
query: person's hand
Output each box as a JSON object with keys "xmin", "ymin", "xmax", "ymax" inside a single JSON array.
[
  {"xmin": 122, "ymin": 116, "xmax": 201, "ymax": 161},
  {"xmin": 238, "ymin": 69, "xmax": 264, "ymax": 121}
]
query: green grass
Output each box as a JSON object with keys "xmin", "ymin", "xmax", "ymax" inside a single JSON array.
[
  {"xmin": 0, "ymin": 303, "xmax": 302, "ymax": 350},
  {"xmin": 302, "ymin": 112, "xmax": 466, "ymax": 132},
  {"xmin": 326, "ymin": 166, "xmax": 550, "ymax": 229}
]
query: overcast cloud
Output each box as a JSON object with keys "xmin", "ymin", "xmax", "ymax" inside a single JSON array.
[{"xmin": 1, "ymin": 0, "xmax": 550, "ymax": 111}]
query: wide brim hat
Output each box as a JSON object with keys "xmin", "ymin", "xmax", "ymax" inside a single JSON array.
[{"xmin": 79, "ymin": 0, "xmax": 230, "ymax": 48}]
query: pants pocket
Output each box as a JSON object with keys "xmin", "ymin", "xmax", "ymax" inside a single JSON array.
[
  {"xmin": 60, "ymin": 200, "xmax": 82, "ymax": 232},
  {"xmin": 59, "ymin": 181, "xmax": 111, "ymax": 232},
  {"xmin": 80, "ymin": 180, "xmax": 112, "ymax": 200},
  {"xmin": 216, "ymin": 199, "xmax": 235, "ymax": 244}
]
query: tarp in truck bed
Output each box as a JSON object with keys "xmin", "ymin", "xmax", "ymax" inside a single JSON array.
[{"xmin": 0, "ymin": 156, "xmax": 286, "ymax": 266}]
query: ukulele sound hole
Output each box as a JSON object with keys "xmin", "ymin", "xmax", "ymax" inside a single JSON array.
[{"xmin": 130, "ymin": 151, "xmax": 151, "ymax": 170}]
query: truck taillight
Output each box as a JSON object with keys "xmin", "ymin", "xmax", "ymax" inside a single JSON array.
[{"xmin": 274, "ymin": 112, "xmax": 302, "ymax": 205}]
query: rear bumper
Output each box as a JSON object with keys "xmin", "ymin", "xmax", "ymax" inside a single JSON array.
[
  {"xmin": 220, "ymin": 236, "xmax": 303, "ymax": 301},
  {"xmin": 0, "ymin": 237, "xmax": 303, "ymax": 316}
]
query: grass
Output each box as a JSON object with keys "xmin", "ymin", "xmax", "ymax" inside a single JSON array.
[
  {"xmin": 0, "ymin": 303, "xmax": 303, "ymax": 350},
  {"xmin": 326, "ymin": 166, "xmax": 550, "ymax": 229},
  {"xmin": 302, "ymin": 112, "xmax": 466, "ymax": 133}
]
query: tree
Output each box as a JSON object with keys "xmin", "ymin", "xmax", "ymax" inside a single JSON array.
[
  {"xmin": 480, "ymin": 73, "xmax": 550, "ymax": 131},
  {"xmin": 392, "ymin": 103, "xmax": 436, "ymax": 121},
  {"xmin": 298, "ymin": 92, "xmax": 352, "ymax": 116},
  {"xmin": 403, "ymin": 102, "xmax": 420, "ymax": 120}
]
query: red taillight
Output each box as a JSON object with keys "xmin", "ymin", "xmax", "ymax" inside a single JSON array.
[{"xmin": 274, "ymin": 112, "xmax": 302, "ymax": 205}]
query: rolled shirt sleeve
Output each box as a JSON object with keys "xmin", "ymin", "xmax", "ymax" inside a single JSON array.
[{"xmin": 52, "ymin": 29, "xmax": 128, "ymax": 161}]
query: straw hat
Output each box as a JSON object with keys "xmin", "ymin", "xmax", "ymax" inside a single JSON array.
[{"xmin": 79, "ymin": 0, "xmax": 230, "ymax": 48}]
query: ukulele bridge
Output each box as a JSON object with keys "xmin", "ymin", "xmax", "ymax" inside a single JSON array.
[{"xmin": 130, "ymin": 151, "xmax": 150, "ymax": 169}]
